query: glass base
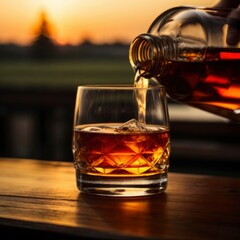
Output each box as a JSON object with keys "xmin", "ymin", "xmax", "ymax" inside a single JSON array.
[{"xmin": 76, "ymin": 171, "xmax": 168, "ymax": 197}]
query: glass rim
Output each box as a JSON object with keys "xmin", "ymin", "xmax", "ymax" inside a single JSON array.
[{"xmin": 77, "ymin": 84, "xmax": 165, "ymax": 90}]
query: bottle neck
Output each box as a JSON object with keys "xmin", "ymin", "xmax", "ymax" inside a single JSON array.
[{"xmin": 129, "ymin": 34, "xmax": 175, "ymax": 78}]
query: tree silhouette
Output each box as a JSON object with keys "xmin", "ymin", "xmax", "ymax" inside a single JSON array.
[{"xmin": 31, "ymin": 11, "xmax": 56, "ymax": 60}]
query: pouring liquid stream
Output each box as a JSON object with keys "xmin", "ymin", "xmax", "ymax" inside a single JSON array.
[{"xmin": 134, "ymin": 70, "xmax": 149, "ymax": 126}]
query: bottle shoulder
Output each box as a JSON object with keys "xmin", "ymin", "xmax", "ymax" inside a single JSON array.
[
  {"xmin": 148, "ymin": 6, "xmax": 235, "ymax": 49},
  {"xmin": 149, "ymin": 7, "xmax": 231, "ymax": 32},
  {"xmin": 148, "ymin": 6, "xmax": 196, "ymax": 33}
]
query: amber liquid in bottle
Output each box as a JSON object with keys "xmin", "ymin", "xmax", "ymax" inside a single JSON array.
[{"xmin": 156, "ymin": 48, "xmax": 240, "ymax": 121}]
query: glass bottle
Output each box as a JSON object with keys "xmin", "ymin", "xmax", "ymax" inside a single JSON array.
[{"xmin": 129, "ymin": 6, "xmax": 240, "ymax": 122}]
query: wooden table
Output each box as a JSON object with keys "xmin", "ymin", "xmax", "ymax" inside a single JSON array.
[{"xmin": 0, "ymin": 158, "xmax": 239, "ymax": 239}]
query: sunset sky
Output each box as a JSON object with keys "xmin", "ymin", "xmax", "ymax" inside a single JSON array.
[{"xmin": 0, "ymin": 0, "xmax": 216, "ymax": 46}]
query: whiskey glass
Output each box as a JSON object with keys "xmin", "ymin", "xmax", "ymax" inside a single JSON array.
[{"xmin": 72, "ymin": 85, "xmax": 170, "ymax": 197}]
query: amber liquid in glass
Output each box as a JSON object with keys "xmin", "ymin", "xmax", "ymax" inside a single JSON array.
[
  {"xmin": 158, "ymin": 48, "xmax": 240, "ymax": 121},
  {"xmin": 73, "ymin": 124, "xmax": 170, "ymax": 177}
]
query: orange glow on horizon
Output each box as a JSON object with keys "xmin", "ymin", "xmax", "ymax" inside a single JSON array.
[{"xmin": 0, "ymin": 0, "xmax": 215, "ymax": 46}]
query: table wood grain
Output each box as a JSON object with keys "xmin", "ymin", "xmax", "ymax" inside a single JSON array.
[{"xmin": 0, "ymin": 158, "xmax": 239, "ymax": 239}]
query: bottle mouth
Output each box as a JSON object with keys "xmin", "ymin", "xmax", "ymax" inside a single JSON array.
[{"xmin": 129, "ymin": 34, "xmax": 167, "ymax": 78}]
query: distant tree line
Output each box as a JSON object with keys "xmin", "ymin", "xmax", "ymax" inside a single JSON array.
[{"xmin": 0, "ymin": 41, "xmax": 129, "ymax": 61}]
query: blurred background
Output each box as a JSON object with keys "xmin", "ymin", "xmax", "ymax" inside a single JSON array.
[{"xmin": 0, "ymin": 0, "xmax": 239, "ymax": 176}]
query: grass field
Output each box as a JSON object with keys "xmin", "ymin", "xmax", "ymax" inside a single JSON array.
[{"xmin": 0, "ymin": 58, "xmax": 134, "ymax": 90}]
